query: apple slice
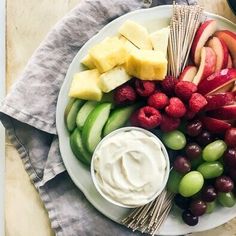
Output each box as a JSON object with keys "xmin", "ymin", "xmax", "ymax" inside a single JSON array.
[
  {"xmin": 206, "ymin": 37, "xmax": 229, "ymax": 71},
  {"xmin": 227, "ymin": 54, "xmax": 233, "ymax": 68},
  {"xmin": 192, "ymin": 47, "xmax": 216, "ymax": 85},
  {"xmin": 215, "ymin": 30, "xmax": 236, "ymax": 68},
  {"xmin": 201, "ymin": 117, "xmax": 232, "ymax": 134},
  {"xmin": 208, "ymin": 104, "xmax": 236, "ymax": 120},
  {"xmin": 212, "ymin": 82, "xmax": 235, "ymax": 94},
  {"xmin": 179, "ymin": 66, "xmax": 198, "ymax": 82},
  {"xmin": 191, "ymin": 20, "xmax": 217, "ymax": 65},
  {"xmin": 198, "ymin": 68, "xmax": 236, "ymax": 95},
  {"xmin": 204, "ymin": 92, "xmax": 235, "ymax": 111}
]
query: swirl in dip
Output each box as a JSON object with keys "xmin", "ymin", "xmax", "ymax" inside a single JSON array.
[{"xmin": 92, "ymin": 129, "xmax": 168, "ymax": 207}]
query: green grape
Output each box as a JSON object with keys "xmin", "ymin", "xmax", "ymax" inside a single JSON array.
[
  {"xmin": 206, "ymin": 201, "xmax": 216, "ymax": 214},
  {"xmin": 197, "ymin": 161, "xmax": 224, "ymax": 179},
  {"xmin": 179, "ymin": 171, "xmax": 204, "ymax": 197},
  {"xmin": 162, "ymin": 130, "xmax": 186, "ymax": 150},
  {"xmin": 218, "ymin": 192, "xmax": 236, "ymax": 208},
  {"xmin": 167, "ymin": 170, "xmax": 183, "ymax": 193},
  {"xmin": 202, "ymin": 140, "xmax": 227, "ymax": 162},
  {"xmin": 191, "ymin": 156, "xmax": 204, "ymax": 170}
]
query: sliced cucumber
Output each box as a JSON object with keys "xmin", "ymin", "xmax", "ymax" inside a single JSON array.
[
  {"xmin": 103, "ymin": 105, "xmax": 136, "ymax": 136},
  {"xmin": 76, "ymin": 101, "xmax": 97, "ymax": 129},
  {"xmin": 82, "ymin": 103, "xmax": 112, "ymax": 153},
  {"xmin": 70, "ymin": 129, "xmax": 91, "ymax": 166},
  {"xmin": 65, "ymin": 99, "xmax": 84, "ymax": 132}
]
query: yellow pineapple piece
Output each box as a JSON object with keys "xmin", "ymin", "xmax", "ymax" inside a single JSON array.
[
  {"xmin": 119, "ymin": 20, "xmax": 152, "ymax": 50},
  {"xmin": 69, "ymin": 69, "xmax": 102, "ymax": 101},
  {"xmin": 126, "ymin": 50, "xmax": 167, "ymax": 81},
  {"xmin": 150, "ymin": 27, "xmax": 170, "ymax": 57},
  {"xmin": 119, "ymin": 36, "xmax": 138, "ymax": 53},
  {"xmin": 81, "ymin": 55, "xmax": 96, "ymax": 69},
  {"xmin": 99, "ymin": 66, "xmax": 131, "ymax": 93},
  {"xmin": 89, "ymin": 37, "xmax": 127, "ymax": 73}
]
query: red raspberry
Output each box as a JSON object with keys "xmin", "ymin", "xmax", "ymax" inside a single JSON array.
[
  {"xmin": 165, "ymin": 97, "xmax": 187, "ymax": 118},
  {"xmin": 175, "ymin": 81, "xmax": 197, "ymax": 102},
  {"xmin": 137, "ymin": 106, "xmax": 162, "ymax": 129},
  {"xmin": 147, "ymin": 92, "xmax": 169, "ymax": 109},
  {"xmin": 114, "ymin": 84, "xmax": 137, "ymax": 105},
  {"xmin": 189, "ymin": 93, "xmax": 208, "ymax": 113},
  {"xmin": 130, "ymin": 110, "xmax": 139, "ymax": 127},
  {"xmin": 160, "ymin": 113, "xmax": 180, "ymax": 132},
  {"xmin": 161, "ymin": 76, "xmax": 178, "ymax": 96},
  {"xmin": 135, "ymin": 79, "xmax": 156, "ymax": 97}
]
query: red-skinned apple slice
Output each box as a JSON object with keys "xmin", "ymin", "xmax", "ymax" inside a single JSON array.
[
  {"xmin": 191, "ymin": 20, "xmax": 217, "ymax": 65},
  {"xmin": 213, "ymin": 82, "xmax": 235, "ymax": 94},
  {"xmin": 192, "ymin": 47, "xmax": 216, "ymax": 85},
  {"xmin": 179, "ymin": 66, "xmax": 198, "ymax": 82},
  {"xmin": 206, "ymin": 37, "xmax": 229, "ymax": 71},
  {"xmin": 227, "ymin": 54, "xmax": 233, "ymax": 68},
  {"xmin": 208, "ymin": 104, "xmax": 236, "ymax": 120},
  {"xmin": 201, "ymin": 116, "xmax": 232, "ymax": 134},
  {"xmin": 204, "ymin": 92, "xmax": 235, "ymax": 111},
  {"xmin": 215, "ymin": 30, "xmax": 236, "ymax": 68},
  {"xmin": 198, "ymin": 68, "xmax": 236, "ymax": 95}
]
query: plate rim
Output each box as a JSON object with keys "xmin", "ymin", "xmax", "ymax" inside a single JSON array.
[{"xmin": 56, "ymin": 4, "xmax": 236, "ymax": 235}]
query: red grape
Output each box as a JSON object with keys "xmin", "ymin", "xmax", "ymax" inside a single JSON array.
[
  {"xmin": 182, "ymin": 210, "xmax": 199, "ymax": 226},
  {"xmin": 196, "ymin": 130, "xmax": 213, "ymax": 146},
  {"xmin": 225, "ymin": 128, "xmax": 236, "ymax": 148},
  {"xmin": 174, "ymin": 194, "xmax": 191, "ymax": 210},
  {"xmin": 185, "ymin": 143, "xmax": 202, "ymax": 160},
  {"xmin": 201, "ymin": 185, "xmax": 217, "ymax": 202},
  {"xmin": 173, "ymin": 156, "xmax": 191, "ymax": 174},
  {"xmin": 229, "ymin": 169, "xmax": 236, "ymax": 182},
  {"xmin": 190, "ymin": 199, "xmax": 207, "ymax": 216},
  {"xmin": 224, "ymin": 148, "xmax": 236, "ymax": 168},
  {"xmin": 186, "ymin": 120, "xmax": 203, "ymax": 137},
  {"xmin": 215, "ymin": 176, "xmax": 234, "ymax": 193}
]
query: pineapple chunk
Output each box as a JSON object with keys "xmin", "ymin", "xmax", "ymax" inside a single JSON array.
[
  {"xmin": 89, "ymin": 37, "xmax": 127, "ymax": 73},
  {"xmin": 99, "ymin": 66, "xmax": 131, "ymax": 93},
  {"xmin": 119, "ymin": 20, "xmax": 152, "ymax": 50},
  {"xmin": 119, "ymin": 36, "xmax": 138, "ymax": 53},
  {"xmin": 69, "ymin": 69, "xmax": 102, "ymax": 101},
  {"xmin": 150, "ymin": 27, "xmax": 170, "ymax": 57},
  {"xmin": 81, "ymin": 55, "xmax": 96, "ymax": 69},
  {"xmin": 126, "ymin": 50, "xmax": 167, "ymax": 81}
]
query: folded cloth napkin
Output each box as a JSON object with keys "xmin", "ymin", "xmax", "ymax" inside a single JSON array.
[{"xmin": 1, "ymin": 0, "xmax": 195, "ymax": 235}]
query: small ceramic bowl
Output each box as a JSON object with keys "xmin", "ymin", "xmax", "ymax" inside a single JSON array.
[{"xmin": 90, "ymin": 127, "xmax": 170, "ymax": 208}]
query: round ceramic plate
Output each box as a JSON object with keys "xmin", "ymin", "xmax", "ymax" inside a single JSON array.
[{"xmin": 56, "ymin": 5, "xmax": 236, "ymax": 235}]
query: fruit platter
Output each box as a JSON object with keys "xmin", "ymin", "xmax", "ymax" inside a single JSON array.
[{"xmin": 56, "ymin": 4, "xmax": 236, "ymax": 235}]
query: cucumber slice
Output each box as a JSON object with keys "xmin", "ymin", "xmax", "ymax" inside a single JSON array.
[
  {"xmin": 76, "ymin": 101, "xmax": 97, "ymax": 129},
  {"xmin": 65, "ymin": 99, "xmax": 84, "ymax": 132},
  {"xmin": 70, "ymin": 129, "xmax": 91, "ymax": 166},
  {"xmin": 82, "ymin": 103, "xmax": 112, "ymax": 153},
  {"xmin": 103, "ymin": 105, "xmax": 136, "ymax": 136}
]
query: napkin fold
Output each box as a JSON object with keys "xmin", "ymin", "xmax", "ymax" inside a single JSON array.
[{"xmin": 1, "ymin": 0, "xmax": 195, "ymax": 235}]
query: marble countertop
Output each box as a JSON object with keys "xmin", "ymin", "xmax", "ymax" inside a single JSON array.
[{"xmin": 5, "ymin": 0, "xmax": 236, "ymax": 235}]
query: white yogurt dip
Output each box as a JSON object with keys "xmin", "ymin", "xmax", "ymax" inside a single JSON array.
[{"xmin": 92, "ymin": 128, "xmax": 168, "ymax": 207}]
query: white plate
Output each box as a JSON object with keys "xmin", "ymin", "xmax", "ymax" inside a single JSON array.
[{"xmin": 56, "ymin": 5, "xmax": 236, "ymax": 235}]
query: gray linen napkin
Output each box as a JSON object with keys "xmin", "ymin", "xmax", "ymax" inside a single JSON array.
[{"xmin": 1, "ymin": 0, "xmax": 195, "ymax": 235}]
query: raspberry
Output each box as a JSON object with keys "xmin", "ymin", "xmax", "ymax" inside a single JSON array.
[
  {"xmin": 189, "ymin": 93, "xmax": 208, "ymax": 113},
  {"xmin": 161, "ymin": 76, "xmax": 178, "ymax": 96},
  {"xmin": 130, "ymin": 110, "xmax": 139, "ymax": 127},
  {"xmin": 175, "ymin": 81, "xmax": 197, "ymax": 102},
  {"xmin": 165, "ymin": 97, "xmax": 187, "ymax": 118},
  {"xmin": 160, "ymin": 113, "xmax": 180, "ymax": 132},
  {"xmin": 137, "ymin": 106, "xmax": 162, "ymax": 129},
  {"xmin": 147, "ymin": 92, "xmax": 169, "ymax": 109},
  {"xmin": 114, "ymin": 84, "xmax": 137, "ymax": 105},
  {"xmin": 135, "ymin": 79, "xmax": 156, "ymax": 97}
]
